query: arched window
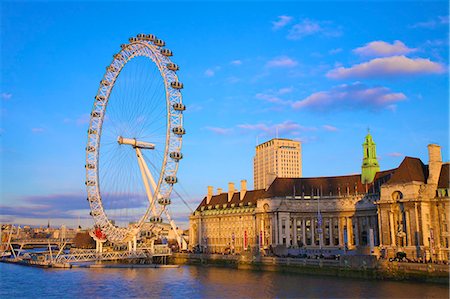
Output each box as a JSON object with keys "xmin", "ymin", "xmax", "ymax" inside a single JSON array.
[{"xmin": 391, "ymin": 191, "xmax": 403, "ymax": 200}]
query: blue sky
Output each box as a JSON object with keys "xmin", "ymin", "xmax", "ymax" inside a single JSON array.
[{"xmin": 1, "ymin": 1, "xmax": 448, "ymax": 229}]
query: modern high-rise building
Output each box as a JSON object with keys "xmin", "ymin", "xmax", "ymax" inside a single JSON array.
[{"xmin": 253, "ymin": 138, "xmax": 302, "ymax": 190}]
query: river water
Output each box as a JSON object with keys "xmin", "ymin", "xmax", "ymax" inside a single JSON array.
[{"xmin": 0, "ymin": 263, "xmax": 448, "ymax": 298}]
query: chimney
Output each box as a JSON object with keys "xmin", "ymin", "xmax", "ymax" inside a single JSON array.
[
  {"xmin": 427, "ymin": 144, "xmax": 442, "ymax": 186},
  {"xmin": 206, "ymin": 186, "xmax": 213, "ymax": 205},
  {"xmin": 228, "ymin": 182, "xmax": 235, "ymax": 202},
  {"xmin": 240, "ymin": 180, "xmax": 247, "ymax": 200},
  {"xmin": 217, "ymin": 188, "xmax": 223, "ymax": 195}
]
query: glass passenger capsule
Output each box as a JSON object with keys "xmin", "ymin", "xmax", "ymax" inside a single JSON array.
[
  {"xmin": 85, "ymin": 164, "xmax": 95, "ymax": 169},
  {"xmin": 165, "ymin": 176, "xmax": 178, "ymax": 184},
  {"xmin": 167, "ymin": 63, "xmax": 179, "ymax": 71},
  {"xmin": 113, "ymin": 53, "xmax": 124, "ymax": 60},
  {"xmin": 145, "ymin": 34, "xmax": 156, "ymax": 41},
  {"xmin": 173, "ymin": 103, "xmax": 186, "ymax": 111},
  {"xmin": 107, "ymin": 65, "xmax": 118, "ymax": 72},
  {"xmin": 169, "ymin": 152, "xmax": 183, "ymax": 161},
  {"xmin": 91, "ymin": 111, "xmax": 101, "ymax": 117},
  {"xmin": 158, "ymin": 198, "xmax": 171, "ymax": 205},
  {"xmin": 172, "ymin": 127, "xmax": 185, "ymax": 136},
  {"xmin": 170, "ymin": 81, "xmax": 183, "ymax": 89},
  {"xmin": 88, "ymin": 129, "xmax": 97, "ymax": 135},
  {"xmin": 150, "ymin": 216, "xmax": 163, "ymax": 223},
  {"xmin": 100, "ymin": 80, "xmax": 110, "ymax": 86},
  {"xmin": 85, "ymin": 180, "xmax": 95, "ymax": 186},
  {"xmin": 161, "ymin": 49, "xmax": 173, "ymax": 57},
  {"xmin": 153, "ymin": 39, "xmax": 165, "ymax": 47}
]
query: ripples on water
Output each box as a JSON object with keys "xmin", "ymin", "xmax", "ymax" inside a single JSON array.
[{"xmin": 0, "ymin": 263, "xmax": 448, "ymax": 298}]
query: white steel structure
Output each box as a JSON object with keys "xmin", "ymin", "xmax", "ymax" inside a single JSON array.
[{"xmin": 85, "ymin": 34, "xmax": 185, "ymax": 245}]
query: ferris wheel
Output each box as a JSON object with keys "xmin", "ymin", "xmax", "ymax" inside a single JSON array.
[{"xmin": 85, "ymin": 34, "xmax": 185, "ymax": 245}]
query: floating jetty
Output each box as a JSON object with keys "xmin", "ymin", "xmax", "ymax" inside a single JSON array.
[{"xmin": 1, "ymin": 244, "xmax": 175, "ymax": 269}]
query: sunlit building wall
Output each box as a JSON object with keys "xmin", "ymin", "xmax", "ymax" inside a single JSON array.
[{"xmin": 254, "ymin": 138, "xmax": 302, "ymax": 190}]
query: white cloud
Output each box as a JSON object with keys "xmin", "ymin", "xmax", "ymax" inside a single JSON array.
[
  {"xmin": 76, "ymin": 114, "xmax": 90, "ymax": 125},
  {"xmin": 272, "ymin": 15, "xmax": 293, "ymax": 30},
  {"xmin": 322, "ymin": 125, "xmax": 338, "ymax": 132},
  {"xmin": 354, "ymin": 40, "xmax": 416, "ymax": 57},
  {"xmin": 238, "ymin": 120, "xmax": 316, "ymax": 136},
  {"xmin": 31, "ymin": 127, "xmax": 45, "ymax": 133},
  {"xmin": 226, "ymin": 76, "xmax": 240, "ymax": 84},
  {"xmin": 410, "ymin": 15, "xmax": 449, "ymax": 29},
  {"xmin": 292, "ymin": 82, "xmax": 406, "ymax": 111},
  {"xmin": 329, "ymin": 48, "xmax": 342, "ymax": 55},
  {"xmin": 256, "ymin": 93, "xmax": 290, "ymax": 105},
  {"xmin": 386, "ymin": 152, "xmax": 403, "ymax": 157},
  {"xmin": 266, "ymin": 56, "xmax": 298, "ymax": 68},
  {"xmin": 255, "ymin": 87, "xmax": 294, "ymax": 105},
  {"xmin": 204, "ymin": 69, "xmax": 215, "ymax": 77},
  {"xmin": 278, "ymin": 87, "xmax": 294, "ymax": 95},
  {"xmin": 204, "ymin": 126, "xmax": 232, "ymax": 135},
  {"xmin": 1, "ymin": 93, "xmax": 12, "ymax": 100},
  {"xmin": 230, "ymin": 60, "xmax": 242, "ymax": 65},
  {"xmin": 287, "ymin": 19, "xmax": 342, "ymax": 40},
  {"xmin": 327, "ymin": 55, "xmax": 445, "ymax": 79}
]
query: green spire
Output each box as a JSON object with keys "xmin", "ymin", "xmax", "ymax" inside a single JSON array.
[{"xmin": 361, "ymin": 129, "xmax": 380, "ymax": 184}]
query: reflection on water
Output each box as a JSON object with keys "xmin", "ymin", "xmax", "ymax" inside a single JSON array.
[{"xmin": 0, "ymin": 263, "xmax": 448, "ymax": 298}]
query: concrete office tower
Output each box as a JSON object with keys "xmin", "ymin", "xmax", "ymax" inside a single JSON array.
[{"xmin": 254, "ymin": 138, "xmax": 302, "ymax": 190}]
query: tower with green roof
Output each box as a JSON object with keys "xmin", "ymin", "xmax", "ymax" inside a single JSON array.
[{"xmin": 361, "ymin": 130, "xmax": 380, "ymax": 184}]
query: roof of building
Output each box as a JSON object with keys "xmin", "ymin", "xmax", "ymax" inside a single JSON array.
[
  {"xmin": 265, "ymin": 169, "xmax": 394, "ymax": 198},
  {"xmin": 194, "ymin": 156, "xmax": 448, "ymax": 212},
  {"xmin": 195, "ymin": 189, "xmax": 267, "ymax": 211},
  {"xmin": 385, "ymin": 157, "xmax": 428, "ymax": 185},
  {"xmin": 438, "ymin": 163, "xmax": 449, "ymax": 188}
]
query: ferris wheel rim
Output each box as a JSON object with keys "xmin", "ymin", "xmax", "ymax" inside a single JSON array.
[{"xmin": 84, "ymin": 35, "xmax": 184, "ymax": 244}]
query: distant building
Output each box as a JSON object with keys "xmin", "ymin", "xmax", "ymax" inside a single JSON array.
[
  {"xmin": 254, "ymin": 138, "xmax": 302, "ymax": 190},
  {"xmin": 189, "ymin": 133, "xmax": 449, "ymax": 261}
]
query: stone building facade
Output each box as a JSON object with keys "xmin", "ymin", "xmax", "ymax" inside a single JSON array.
[
  {"xmin": 189, "ymin": 135, "xmax": 449, "ymax": 261},
  {"xmin": 377, "ymin": 144, "xmax": 449, "ymax": 261}
]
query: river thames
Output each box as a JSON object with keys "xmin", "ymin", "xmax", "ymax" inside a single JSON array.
[{"xmin": 0, "ymin": 263, "xmax": 448, "ymax": 298}]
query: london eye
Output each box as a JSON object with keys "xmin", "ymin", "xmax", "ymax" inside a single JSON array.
[{"xmin": 85, "ymin": 34, "xmax": 185, "ymax": 246}]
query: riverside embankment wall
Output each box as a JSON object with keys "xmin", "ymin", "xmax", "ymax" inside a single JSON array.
[{"xmin": 170, "ymin": 253, "xmax": 449, "ymax": 284}]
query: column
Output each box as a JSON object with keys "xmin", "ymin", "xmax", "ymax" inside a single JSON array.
[
  {"xmin": 329, "ymin": 218, "xmax": 334, "ymax": 246},
  {"xmin": 414, "ymin": 203, "xmax": 421, "ymax": 246},
  {"xmin": 346, "ymin": 217, "xmax": 353, "ymax": 247},
  {"xmin": 354, "ymin": 217, "xmax": 359, "ymax": 246},
  {"xmin": 198, "ymin": 218, "xmax": 202, "ymax": 247},
  {"xmin": 260, "ymin": 219, "xmax": 264, "ymax": 248},
  {"xmin": 302, "ymin": 218, "xmax": 306, "ymax": 246},
  {"xmin": 278, "ymin": 216, "xmax": 283, "ymax": 245},
  {"xmin": 319, "ymin": 219, "xmax": 324, "ymax": 248},
  {"xmin": 293, "ymin": 217, "xmax": 297, "ymax": 247},
  {"xmin": 406, "ymin": 211, "xmax": 411, "ymax": 246},
  {"xmin": 389, "ymin": 211, "xmax": 396, "ymax": 246},
  {"xmin": 273, "ymin": 214, "xmax": 278, "ymax": 245},
  {"xmin": 338, "ymin": 217, "xmax": 343, "ymax": 246},
  {"xmin": 311, "ymin": 217, "xmax": 315, "ymax": 246},
  {"xmin": 377, "ymin": 209, "xmax": 383, "ymax": 246},
  {"xmin": 286, "ymin": 216, "xmax": 291, "ymax": 247}
]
